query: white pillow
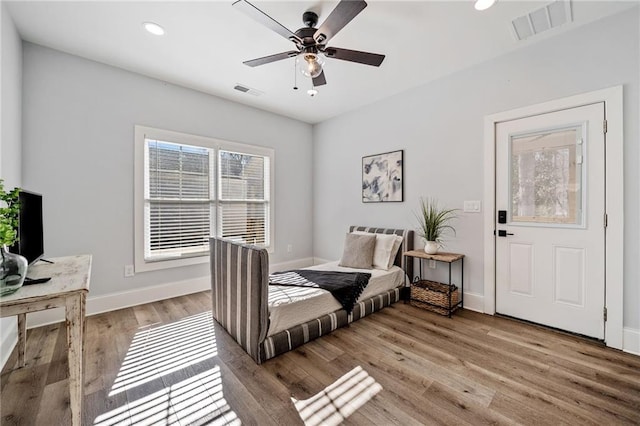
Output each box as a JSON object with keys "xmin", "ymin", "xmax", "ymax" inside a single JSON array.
[
  {"xmin": 352, "ymin": 231, "xmax": 404, "ymax": 270},
  {"xmin": 387, "ymin": 234, "xmax": 404, "ymax": 270}
]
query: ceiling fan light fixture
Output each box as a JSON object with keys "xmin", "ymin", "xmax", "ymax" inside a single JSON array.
[
  {"xmin": 474, "ymin": 0, "xmax": 496, "ymax": 11},
  {"xmin": 143, "ymin": 22, "xmax": 165, "ymax": 36},
  {"xmin": 299, "ymin": 52, "xmax": 324, "ymax": 78}
]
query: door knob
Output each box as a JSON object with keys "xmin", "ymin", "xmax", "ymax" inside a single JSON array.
[{"xmin": 497, "ymin": 230, "xmax": 514, "ymax": 237}]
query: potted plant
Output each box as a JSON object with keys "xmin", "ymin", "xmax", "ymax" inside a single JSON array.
[
  {"xmin": 415, "ymin": 197, "xmax": 457, "ymax": 254},
  {"xmin": 0, "ymin": 179, "xmax": 27, "ymax": 296}
]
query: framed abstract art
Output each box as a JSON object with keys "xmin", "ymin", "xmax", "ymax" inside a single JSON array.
[{"xmin": 362, "ymin": 150, "xmax": 403, "ymax": 203}]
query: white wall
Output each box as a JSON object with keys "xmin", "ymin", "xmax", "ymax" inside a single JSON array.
[
  {"xmin": 1, "ymin": 4, "xmax": 22, "ymax": 188},
  {"xmin": 313, "ymin": 10, "xmax": 639, "ymax": 328},
  {"xmin": 0, "ymin": 3, "xmax": 23, "ymax": 366},
  {"xmin": 21, "ymin": 43, "xmax": 313, "ymax": 307}
]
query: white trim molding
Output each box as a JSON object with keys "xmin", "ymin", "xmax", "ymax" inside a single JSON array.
[
  {"xmin": 483, "ymin": 86, "xmax": 624, "ymax": 350},
  {"xmin": 462, "ymin": 292, "xmax": 484, "ymax": 313},
  {"xmin": 24, "ymin": 275, "xmax": 212, "ymax": 329},
  {"xmin": 269, "ymin": 257, "xmax": 315, "ymax": 273},
  {"xmin": 623, "ymin": 327, "xmax": 640, "ymax": 356}
]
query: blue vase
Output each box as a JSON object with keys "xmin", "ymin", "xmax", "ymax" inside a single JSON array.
[{"xmin": 0, "ymin": 245, "xmax": 27, "ymax": 297}]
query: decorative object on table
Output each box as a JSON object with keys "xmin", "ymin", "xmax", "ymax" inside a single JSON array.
[
  {"xmin": 415, "ymin": 197, "xmax": 457, "ymax": 254},
  {"xmin": 362, "ymin": 150, "xmax": 403, "ymax": 203},
  {"xmin": 0, "ymin": 179, "xmax": 27, "ymax": 296}
]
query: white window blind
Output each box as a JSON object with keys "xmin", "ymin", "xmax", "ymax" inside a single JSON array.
[
  {"xmin": 145, "ymin": 139, "xmax": 214, "ymax": 261},
  {"xmin": 218, "ymin": 150, "xmax": 270, "ymax": 246},
  {"xmin": 136, "ymin": 126, "xmax": 274, "ymax": 272}
]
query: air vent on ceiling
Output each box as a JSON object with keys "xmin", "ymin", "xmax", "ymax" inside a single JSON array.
[
  {"xmin": 511, "ymin": 0, "xmax": 572, "ymax": 41},
  {"xmin": 233, "ymin": 84, "xmax": 264, "ymax": 96}
]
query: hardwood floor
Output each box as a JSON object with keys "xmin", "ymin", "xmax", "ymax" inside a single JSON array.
[{"xmin": 2, "ymin": 291, "xmax": 639, "ymax": 425}]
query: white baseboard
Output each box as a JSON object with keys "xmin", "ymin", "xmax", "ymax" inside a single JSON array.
[
  {"xmin": 623, "ymin": 327, "xmax": 640, "ymax": 356},
  {"xmin": 462, "ymin": 292, "xmax": 484, "ymax": 313},
  {"xmin": 269, "ymin": 257, "xmax": 314, "ymax": 273},
  {"xmin": 23, "ymin": 275, "xmax": 212, "ymax": 329},
  {"xmin": 313, "ymin": 257, "xmax": 335, "ymax": 265},
  {"xmin": 0, "ymin": 317, "xmax": 19, "ymax": 368}
]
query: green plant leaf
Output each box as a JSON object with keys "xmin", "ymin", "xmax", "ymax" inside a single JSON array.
[
  {"xmin": 414, "ymin": 197, "xmax": 458, "ymax": 244},
  {"xmin": 0, "ymin": 179, "xmax": 20, "ymax": 247}
]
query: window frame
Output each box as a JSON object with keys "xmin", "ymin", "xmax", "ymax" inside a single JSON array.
[{"xmin": 134, "ymin": 125, "xmax": 275, "ymax": 273}]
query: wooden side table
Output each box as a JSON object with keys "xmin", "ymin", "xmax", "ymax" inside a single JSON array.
[
  {"xmin": 403, "ymin": 250, "xmax": 464, "ymax": 317},
  {"xmin": 0, "ymin": 255, "xmax": 92, "ymax": 426}
]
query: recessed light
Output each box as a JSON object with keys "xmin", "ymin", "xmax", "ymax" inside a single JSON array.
[
  {"xmin": 474, "ymin": 0, "xmax": 496, "ymax": 11},
  {"xmin": 143, "ymin": 22, "xmax": 165, "ymax": 36}
]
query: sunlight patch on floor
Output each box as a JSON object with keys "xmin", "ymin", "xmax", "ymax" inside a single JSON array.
[
  {"xmin": 93, "ymin": 310, "xmax": 240, "ymax": 425},
  {"xmin": 292, "ymin": 366, "xmax": 383, "ymax": 426},
  {"xmin": 95, "ymin": 366, "xmax": 239, "ymax": 426},
  {"xmin": 110, "ymin": 311, "xmax": 218, "ymax": 396}
]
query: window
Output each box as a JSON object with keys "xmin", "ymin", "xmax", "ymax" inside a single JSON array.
[
  {"xmin": 509, "ymin": 126, "xmax": 584, "ymax": 226},
  {"xmin": 146, "ymin": 140, "xmax": 214, "ymax": 261},
  {"xmin": 135, "ymin": 126, "xmax": 274, "ymax": 272},
  {"xmin": 218, "ymin": 150, "xmax": 270, "ymax": 245}
]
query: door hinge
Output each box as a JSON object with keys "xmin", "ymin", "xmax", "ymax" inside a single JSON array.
[
  {"xmin": 604, "ymin": 213, "xmax": 608, "ymax": 228},
  {"xmin": 603, "ymin": 119, "xmax": 608, "ymax": 134},
  {"xmin": 603, "ymin": 306, "xmax": 608, "ymax": 322}
]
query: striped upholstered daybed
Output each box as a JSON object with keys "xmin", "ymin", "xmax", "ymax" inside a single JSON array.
[{"xmin": 210, "ymin": 226, "xmax": 414, "ymax": 364}]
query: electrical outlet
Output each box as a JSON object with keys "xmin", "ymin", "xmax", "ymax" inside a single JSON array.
[
  {"xmin": 428, "ymin": 260, "xmax": 437, "ymax": 269},
  {"xmin": 124, "ymin": 264, "xmax": 135, "ymax": 278},
  {"xmin": 287, "ymin": 244, "xmax": 293, "ymax": 253}
]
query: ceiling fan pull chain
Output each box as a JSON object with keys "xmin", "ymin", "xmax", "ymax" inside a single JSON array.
[{"xmin": 293, "ymin": 57, "xmax": 298, "ymax": 90}]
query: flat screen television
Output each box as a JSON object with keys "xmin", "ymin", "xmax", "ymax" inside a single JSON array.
[{"xmin": 10, "ymin": 190, "xmax": 44, "ymax": 265}]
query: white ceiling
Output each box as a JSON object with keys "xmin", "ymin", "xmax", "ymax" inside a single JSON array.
[{"xmin": 5, "ymin": 1, "xmax": 636, "ymax": 123}]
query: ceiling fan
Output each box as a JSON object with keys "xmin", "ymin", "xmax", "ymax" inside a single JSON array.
[{"xmin": 232, "ymin": 0, "xmax": 385, "ymax": 87}]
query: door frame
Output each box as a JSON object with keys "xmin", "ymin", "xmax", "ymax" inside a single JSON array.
[{"xmin": 482, "ymin": 86, "xmax": 624, "ymax": 350}]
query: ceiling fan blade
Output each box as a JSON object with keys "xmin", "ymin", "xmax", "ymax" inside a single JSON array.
[
  {"xmin": 323, "ymin": 47, "xmax": 385, "ymax": 66},
  {"xmin": 243, "ymin": 51, "xmax": 298, "ymax": 67},
  {"xmin": 312, "ymin": 70, "xmax": 327, "ymax": 86},
  {"xmin": 313, "ymin": 0, "xmax": 367, "ymax": 45},
  {"xmin": 233, "ymin": 0, "xmax": 302, "ymax": 44}
]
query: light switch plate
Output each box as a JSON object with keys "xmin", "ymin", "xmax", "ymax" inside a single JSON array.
[{"xmin": 464, "ymin": 200, "xmax": 481, "ymax": 213}]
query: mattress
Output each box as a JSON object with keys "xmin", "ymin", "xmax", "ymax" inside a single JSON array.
[{"xmin": 267, "ymin": 261, "xmax": 405, "ymax": 337}]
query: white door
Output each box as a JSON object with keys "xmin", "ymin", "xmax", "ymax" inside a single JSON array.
[{"xmin": 495, "ymin": 103, "xmax": 606, "ymax": 339}]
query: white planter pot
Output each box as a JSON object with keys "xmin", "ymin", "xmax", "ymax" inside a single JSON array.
[{"xmin": 424, "ymin": 241, "xmax": 439, "ymax": 254}]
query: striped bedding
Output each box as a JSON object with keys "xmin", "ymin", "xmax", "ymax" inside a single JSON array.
[
  {"xmin": 210, "ymin": 226, "xmax": 414, "ymax": 364},
  {"xmin": 267, "ymin": 262, "xmax": 404, "ymax": 337}
]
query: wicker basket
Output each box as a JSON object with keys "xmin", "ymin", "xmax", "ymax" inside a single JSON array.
[{"xmin": 410, "ymin": 280, "xmax": 460, "ymax": 316}]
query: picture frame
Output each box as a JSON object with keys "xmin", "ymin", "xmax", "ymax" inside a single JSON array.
[{"xmin": 362, "ymin": 149, "xmax": 404, "ymax": 203}]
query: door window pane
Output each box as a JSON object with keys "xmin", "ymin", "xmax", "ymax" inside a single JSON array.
[{"xmin": 510, "ymin": 127, "xmax": 583, "ymax": 225}]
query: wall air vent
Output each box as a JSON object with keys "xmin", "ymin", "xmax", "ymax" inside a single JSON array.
[
  {"xmin": 511, "ymin": 0, "xmax": 572, "ymax": 41},
  {"xmin": 233, "ymin": 84, "xmax": 264, "ymax": 96}
]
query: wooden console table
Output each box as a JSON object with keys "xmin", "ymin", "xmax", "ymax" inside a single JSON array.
[{"xmin": 0, "ymin": 255, "xmax": 92, "ymax": 426}]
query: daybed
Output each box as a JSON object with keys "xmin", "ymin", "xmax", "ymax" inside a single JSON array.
[{"xmin": 210, "ymin": 226, "xmax": 414, "ymax": 364}]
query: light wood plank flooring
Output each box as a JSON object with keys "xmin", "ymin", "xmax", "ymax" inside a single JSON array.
[{"xmin": 2, "ymin": 291, "xmax": 639, "ymax": 425}]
